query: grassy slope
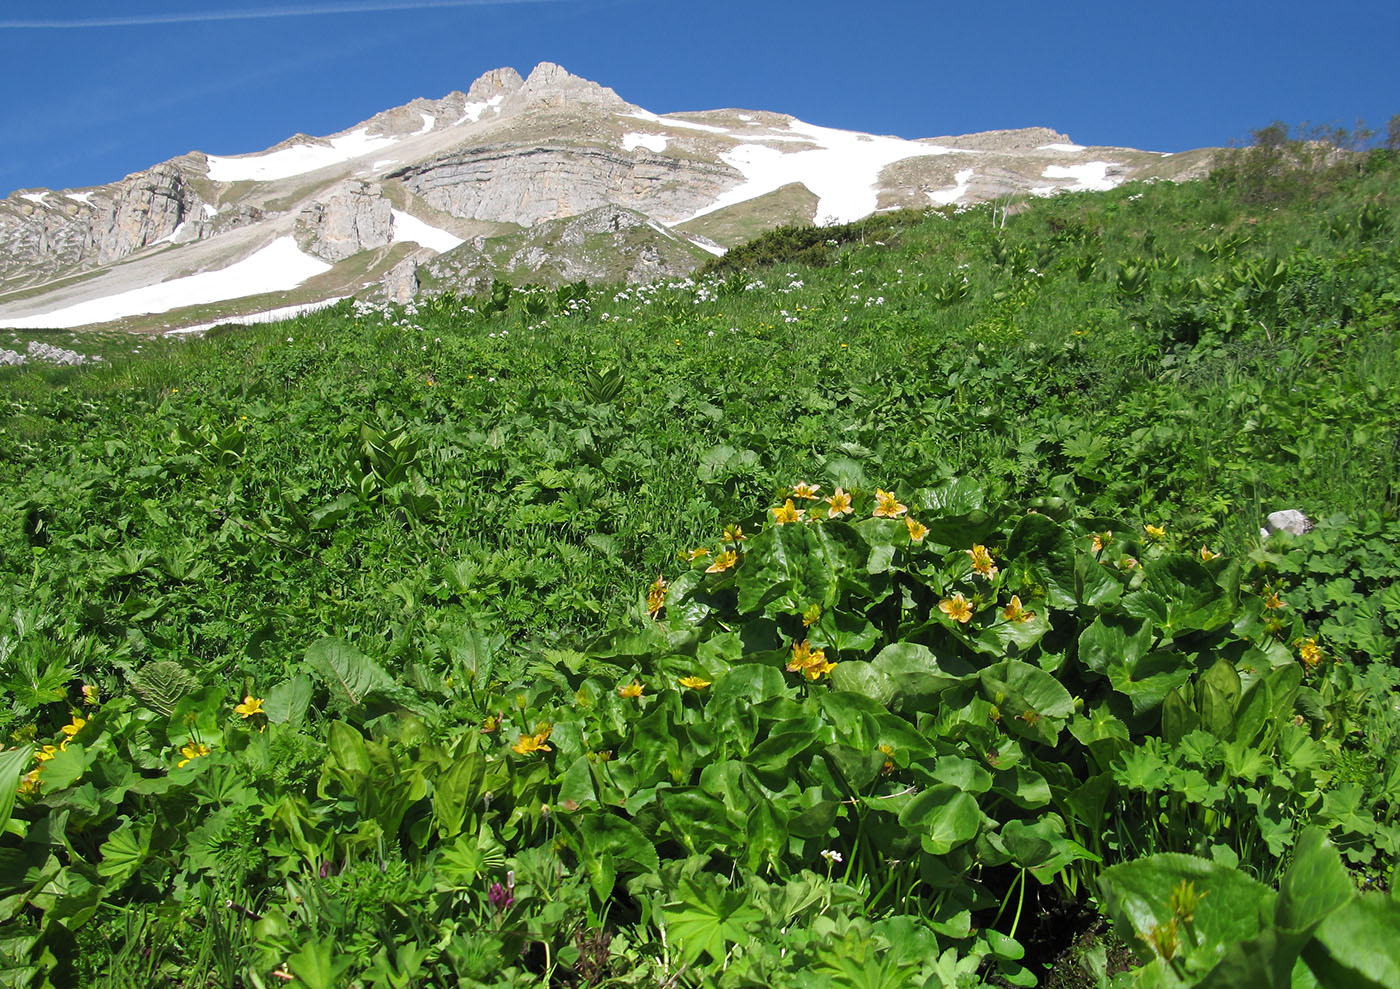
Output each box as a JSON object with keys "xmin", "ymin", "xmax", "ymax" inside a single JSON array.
[
  {"xmin": 3, "ymin": 153, "xmax": 1397, "ymax": 677},
  {"xmin": 1, "ymin": 148, "xmax": 1398, "ymax": 983}
]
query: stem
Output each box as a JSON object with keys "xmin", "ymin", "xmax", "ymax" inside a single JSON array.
[{"xmin": 1008, "ymin": 868, "xmax": 1027, "ymax": 941}]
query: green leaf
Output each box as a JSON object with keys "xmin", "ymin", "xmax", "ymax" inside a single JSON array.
[
  {"xmin": 979, "ymin": 661, "xmax": 1074, "ymax": 747},
  {"xmin": 1198, "ymin": 659, "xmax": 1242, "ymax": 738},
  {"xmin": 96, "ymin": 818, "xmax": 150, "ymax": 888},
  {"xmin": 662, "ymin": 875, "xmax": 762, "ymax": 966},
  {"xmin": 898, "ymin": 785, "xmax": 982, "ymax": 855},
  {"xmin": 1304, "ymin": 895, "xmax": 1400, "ymax": 987},
  {"xmin": 0, "ymin": 746, "xmax": 28, "ymax": 837},
  {"xmin": 305, "ymin": 637, "xmax": 395, "ymax": 708},
  {"xmin": 432, "ymin": 750, "xmax": 485, "ymax": 838},
  {"xmin": 573, "ymin": 812, "xmax": 658, "ymax": 899},
  {"xmin": 1078, "ymin": 616, "xmax": 1153, "ymax": 677},
  {"xmin": 1006, "ymin": 514, "xmax": 1079, "ymax": 610},
  {"xmin": 1098, "ymin": 853, "xmax": 1275, "ymax": 969},
  {"xmin": 557, "ymin": 755, "xmax": 597, "ymax": 811},
  {"xmin": 262, "ymin": 674, "xmax": 313, "ymax": 727},
  {"xmin": 870, "ymin": 642, "xmax": 964, "ymax": 713},
  {"xmin": 287, "ymin": 938, "xmax": 354, "ymax": 989},
  {"xmin": 1276, "ymin": 828, "xmax": 1354, "ymax": 932}
]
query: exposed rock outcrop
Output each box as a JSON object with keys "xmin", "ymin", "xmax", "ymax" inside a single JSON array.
[
  {"xmin": 294, "ymin": 180, "xmax": 393, "ymax": 261},
  {"xmin": 97, "ymin": 163, "xmax": 199, "ymax": 262},
  {"xmin": 380, "ymin": 248, "xmax": 434, "ymax": 303},
  {"xmin": 400, "ymin": 144, "xmax": 736, "ymax": 228}
]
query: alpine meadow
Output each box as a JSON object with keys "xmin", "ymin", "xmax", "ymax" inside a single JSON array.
[{"xmin": 2, "ymin": 134, "xmax": 1400, "ymax": 988}]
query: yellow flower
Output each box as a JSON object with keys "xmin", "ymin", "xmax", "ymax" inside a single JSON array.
[
  {"xmin": 512, "ymin": 725, "xmax": 553, "ymax": 755},
  {"xmin": 1263, "ymin": 592, "xmax": 1285, "ymax": 610},
  {"xmin": 940, "ymin": 593, "xmax": 974, "ymax": 624},
  {"xmin": 872, "ymin": 488, "xmax": 907, "ymax": 518},
  {"xmin": 966, "ymin": 544, "xmax": 998, "ymax": 579},
  {"xmin": 481, "ymin": 714, "xmax": 500, "ymax": 733},
  {"xmin": 722, "ymin": 523, "xmax": 747, "ymax": 543},
  {"xmin": 1144, "ymin": 523, "xmax": 1165, "ymax": 541},
  {"xmin": 683, "ymin": 547, "xmax": 710, "ymax": 561},
  {"xmin": 772, "ymin": 499, "xmax": 805, "ymax": 525},
  {"xmin": 1298, "ymin": 637, "xmax": 1324, "ymax": 670},
  {"xmin": 802, "ymin": 603, "xmax": 822, "ymax": 627},
  {"xmin": 647, "ymin": 575, "xmax": 668, "ymax": 618},
  {"xmin": 878, "ymin": 744, "xmax": 895, "ymax": 774},
  {"xmin": 81, "ymin": 684, "xmax": 99, "ymax": 705},
  {"xmin": 1091, "ymin": 531, "xmax": 1113, "ymax": 554},
  {"xmin": 825, "ymin": 487, "xmax": 854, "ymax": 516},
  {"xmin": 792, "ymin": 481, "xmax": 822, "ymax": 500},
  {"xmin": 786, "ymin": 640, "xmax": 835, "ymax": 680},
  {"xmin": 678, "ymin": 676, "xmax": 712, "ymax": 690},
  {"xmin": 60, "ymin": 715, "xmax": 86, "ymax": 738},
  {"xmin": 618, "ymin": 681, "xmax": 643, "ymax": 699},
  {"xmin": 35, "ymin": 744, "xmax": 58, "ymax": 763},
  {"xmin": 905, "ymin": 517, "xmax": 928, "ymax": 543},
  {"xmin": 177, "ymin": 742, "xmax": 210, "ymax": 768},
  {"xmin": 19, "ymin": 767, "xmax": 41, "ymax": 795},
  {"xmin": 1200, "ymin": 545, "xmax": 1219, "ymax": 562},
  {"xmin": 705, "ymin": 549, "xmax": 738, "ymax": 574},
  {"xmin": 234, "ymin": 695, "xmax": 264, "ymax": 718},
  {"xmin": 1002, "ymin": 595, "xmax": 1035, "ymax": 622}
]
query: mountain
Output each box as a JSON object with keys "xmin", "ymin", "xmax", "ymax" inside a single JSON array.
[{"xmin": 0, "ymin": 63, "xmax": 1217, "ymax": 334}]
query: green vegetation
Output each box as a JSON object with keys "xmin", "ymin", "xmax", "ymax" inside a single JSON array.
[{"xmin": 2, "ymin": 143, "xmax": 1399, "ymax": 987}]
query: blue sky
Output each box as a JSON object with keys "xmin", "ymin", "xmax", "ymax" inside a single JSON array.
[{"xmin": 3, "ymin": 0, "xmax": 1397, "ymax": 195}]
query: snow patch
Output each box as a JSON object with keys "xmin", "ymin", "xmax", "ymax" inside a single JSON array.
[
  {"xmin": 929, "ymin": 168, "xmax": 975, "ymax": 206},
  {"xmin": 166, "ymin": 297, "xmax": 347, "ymax": 336},
  {"xmin": 411, "ymin": 112, "xmax": 435, "ymax": 136},
  {"xmin": 68, "ymin": 191, "xmax": 95, "ymax": 206},
  {"xmin": 454, "ymin": 94, "xmax": 504, "ymax": 125},
  {"xmin": 205, "ymin": 128, "xmax": 398, "ymax": 182},
  {"xmin": 390, "ymin": 210, "xmax": 463, "ymax": 253},
  {"xmin": 622, "ymin": 132, "xmax": 668, "ymax": 153},
  {"xmin": 623, "ymin": 110, "xmax": 729, "ymax": 134},
  {"xmin": 687, "ymin": 235, "xmax": 726, "ymax": 257},
  {"xmin": 1038, "ymin": 143, "xmax": 1086, "ymax": 153},
  {"xmin": 203, "ymin": 203, "xmax": 220, "ymax": 218},
  {"xmin": 1042, "ymin": 161, "xmax": 1118, "ymax": 192},
  {"xmin": 737, "ymin": 114, "xmax": 754, "ymax": 122},
  {"xmin": 0, "ymin": 237, "xmax": 332, "ymax": 329},
  {"xmin": 19, "ymin": 192, "xmax": 49, "ymax": 206},
  {"xmin": 681, "ymin": 117, "xmax": 957, "ymax": 226}
]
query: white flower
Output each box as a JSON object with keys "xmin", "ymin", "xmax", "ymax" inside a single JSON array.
[{"xmin": 820, "ymin": 849, "xmax": 843, "ymax": 865}]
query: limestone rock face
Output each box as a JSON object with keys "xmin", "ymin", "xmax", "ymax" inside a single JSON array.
[
  {"xmin": 380, "ymin": 248, "xmax": 434, "ymax": 303},
  {"xmin": 97, "ymin": 163, "xmax": 198, "ymax": 262},
  {"xmin": 402, "ymin": 145, "xmax": 735, "ymax": 228},
  {"xmin": 294, "ymin": 180, "xmax": 393, "ymax": 261}
]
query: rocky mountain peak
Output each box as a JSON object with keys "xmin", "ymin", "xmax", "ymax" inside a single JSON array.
[
  {"xmin": 514, "ymin": 62, "xmax": 629, "ymax": 109},
  {"xmin": 465, "ymin": 66, "xmax": 524, "ymax": 104}
]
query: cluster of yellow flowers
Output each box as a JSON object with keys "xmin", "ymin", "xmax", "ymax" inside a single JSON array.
[
  {"xmin": 1297, "ymin": 637, "xmax": 1325, "ymax": 670},
  {"xmin": 786, "ymin": 640, "xmax": 837, "ymax": 681}
]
